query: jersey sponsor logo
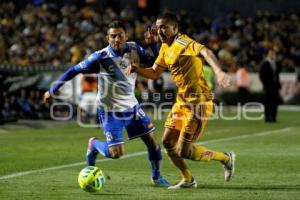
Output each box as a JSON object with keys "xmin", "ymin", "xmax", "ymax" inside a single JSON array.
[
  {"xmin": 108, "ymin": 65, "xmax": 115, "ymax": 72},
  {"xmin": 101, "ymin": 59, "xmax": 128, "ymax": 81}
]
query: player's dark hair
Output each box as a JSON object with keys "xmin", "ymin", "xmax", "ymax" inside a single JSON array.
[
  {"xmin": 108, "ymin": 20, "xmax": 127, "ymax": 32},
  {"xmin": 157, "ymin": 12, "xmax": 179, "ymax": 24}
]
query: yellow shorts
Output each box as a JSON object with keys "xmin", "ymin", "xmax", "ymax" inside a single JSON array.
[{"xmin": 164, "ymin": 101, "xmax": 213, "ymax": 142}]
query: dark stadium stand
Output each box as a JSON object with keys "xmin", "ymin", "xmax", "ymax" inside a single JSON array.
[{"xmin": 0, "ymin": 1, "xmax": 299, "ymax": 121}]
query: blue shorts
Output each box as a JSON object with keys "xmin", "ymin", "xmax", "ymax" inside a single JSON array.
[{"xmin": 98, "ymin": 105, "xmax": 155, "ymax": 147}]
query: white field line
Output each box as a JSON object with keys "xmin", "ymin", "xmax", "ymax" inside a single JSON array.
[
  {"xmin": 0, "ymin": 127, "xmax": 294, "ymax": 180},
  {"xmin": 199, "ymin": 127, "xmax": 293, "ymax": 145},
  {"xmin": 0, "ymin": 129, "xmax": 8, "ymax": 133}
]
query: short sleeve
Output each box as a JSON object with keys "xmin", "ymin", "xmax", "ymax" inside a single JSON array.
[{"xmin": 184, "ymin": 41, "xmax": 205, "ymax": 56}]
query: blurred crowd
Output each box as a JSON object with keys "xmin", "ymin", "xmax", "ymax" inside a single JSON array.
[
  {"xmin": 1, "ymin": 89, "xmax": 50, "ymax": 120},
  {"xmin": 1, "ymin": 1, "xmax": 300, "ymax": 121},
  {"xmin": 181, "ymin": 10, "xmax": 300, "ymax": 73},
  {"xmin": 0, "ymin": 1, "xmax": 151, "ymax": 66},
  {"xmin": 1, "ymin": 1, "xmax": 300, "ymax": 72}
]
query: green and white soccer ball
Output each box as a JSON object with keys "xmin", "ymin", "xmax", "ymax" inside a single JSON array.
[{"xmin": 78, "ymin": 166, "xmax": 105, "ymax": 193}]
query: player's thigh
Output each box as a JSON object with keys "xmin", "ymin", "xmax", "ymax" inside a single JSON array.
[
  {"xmin": 164, "ymin": 103, "xmax": 184, "ymax": 132},
  {"xmin": 181, "ymin": 101, "xmax": 213, "ymax": 143},
  {"xmin": 98, "ymin": 108, "xmax": 125, "ymax": 148},
  {"xmin": 161, "ymin": 127, "xmax": 180, "ymax": 149},
  {"xmin": 125, "ymin": 105, "xmax": 155, "ymax": 140}
]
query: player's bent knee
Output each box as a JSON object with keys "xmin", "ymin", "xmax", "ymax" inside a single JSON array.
[
  {"xmin": 165, "ymin": 147, "xmax": 178, "ymax": 157},
  {"xmin": 162, "ymin": 128, "xmax": 180, "ymax": 149},
  {"xmin": 162, "ymin": 134, "xmax": 178, "ymax": 149},
  {"xmin": 88, "ymin": 137, "xmax": 97, "ymax": 147},
  {"xmin": 162, "ymin": 138, "xmax": 175, "ymax": 149}
]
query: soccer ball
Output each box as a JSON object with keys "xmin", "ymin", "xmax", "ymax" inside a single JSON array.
[{"xmin": 78, "ymin": 166, "xmax": 105, "ymax": 193}]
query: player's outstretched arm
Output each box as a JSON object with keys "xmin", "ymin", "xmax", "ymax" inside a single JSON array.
[
  {"xmin": 43, "ymin": 53, "xmax": 100, "ymax": 104},
  {"xmin": 200, "ymin": 47, "xmax": 231, "ymax": 88},
  {"xmin": 43, "ymin": 67, "xmax": 79, "ymax": 103},
  {"xmin": 125, "ymin": 63, "xmax": 164, "ymax": 80}
]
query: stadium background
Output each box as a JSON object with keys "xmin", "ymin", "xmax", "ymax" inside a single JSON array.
[
  {"xmin": 1, "ymin": 0, "xmax": 299, "ymax": 122},
  {"xmin": 1, "ymin": 1, "xmax": 300, "ymax": 200}
]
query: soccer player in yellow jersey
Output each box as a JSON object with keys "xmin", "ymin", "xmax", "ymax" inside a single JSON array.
[{"xmin": 126, "ymin": 12, "xmax": 235, "ymax": 189}]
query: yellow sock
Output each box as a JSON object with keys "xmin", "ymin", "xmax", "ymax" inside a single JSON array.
[
  {"xmin": 212, "ymin": 151, "xmax": 229, "ymax": 164},
  {"xmin": 191, "ymin": 145, "xmax": 229, "ymax": 163}
]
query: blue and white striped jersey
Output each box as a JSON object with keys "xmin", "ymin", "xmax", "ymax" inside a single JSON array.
[{"xmin": 50, "ymin": 42, "xmax": 156, "ymax": 112}]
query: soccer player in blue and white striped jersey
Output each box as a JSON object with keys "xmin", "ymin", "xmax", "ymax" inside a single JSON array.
[{"xmin": 44, "ymin": 20, "xmax": 169, "ymax": 187}]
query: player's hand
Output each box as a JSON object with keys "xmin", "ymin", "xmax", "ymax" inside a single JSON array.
[
  {"xmin": 144, "ymin": 26, "xmax": 158, "ymax": 44},
  {"xmin": 43, "ymin": 91, "xmax": 51, "ymax": 104},
  {"xmin": 125, "ymin": 65, "xmax": 137, "ymax": 76},
  {"xmin": 216, "ymin": 71, "xmax": 231, "ymax": 88}
]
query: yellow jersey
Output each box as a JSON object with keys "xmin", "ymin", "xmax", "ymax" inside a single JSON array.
[{"xmin": 155, "ymin": 33, "xmax": 212, "ymax": 103}]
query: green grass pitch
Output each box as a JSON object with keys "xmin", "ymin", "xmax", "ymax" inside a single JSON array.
[{"xmin": 0, "ymin": 111, "xmax": 300, "ymax": 200}]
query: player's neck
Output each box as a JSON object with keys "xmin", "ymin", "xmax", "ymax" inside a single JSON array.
[
  {"xmin": 109, "ymin": 44, "xmax": 127, "ymax": 54},
  {"xmin": 166, "ymin": 34, "xmax": 178, "ymax": 46}
]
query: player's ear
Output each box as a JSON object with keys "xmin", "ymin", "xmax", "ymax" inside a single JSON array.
[
  {"xmin": 106, "ymin": 29, "xmax": 110, "ymax": 42},
  {"xmin": 173, "ymin": 24, "xmax": 178, "ymax": 33}
]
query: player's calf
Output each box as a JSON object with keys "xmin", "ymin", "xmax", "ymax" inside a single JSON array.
[
  {"xmin": 86, "ymin": 137, "xmax": 99, "ymax": 166},
  {"xmin": 86, "ymin": 137, "xmax": 115, "ymax": 165}
]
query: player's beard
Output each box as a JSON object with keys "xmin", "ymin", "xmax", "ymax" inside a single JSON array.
[{"xmin": 112, "ymin": 42, "xmax": 125, "ymax": 51}]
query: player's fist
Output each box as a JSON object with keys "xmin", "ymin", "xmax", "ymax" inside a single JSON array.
[
  {"xmin": 216, "ymin": 71, "xmax": 231, "ymax": 88},
  {"xmin": 43, "ymin": 91, "xmax": 51, "ymax": 104},
  {"xmin": 144, "ymin": 26, "xmax": 158, "ymax": 44},
  {"xmin": 125, "ymin": 65, "xmax": 137, "ymax": 76}
]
